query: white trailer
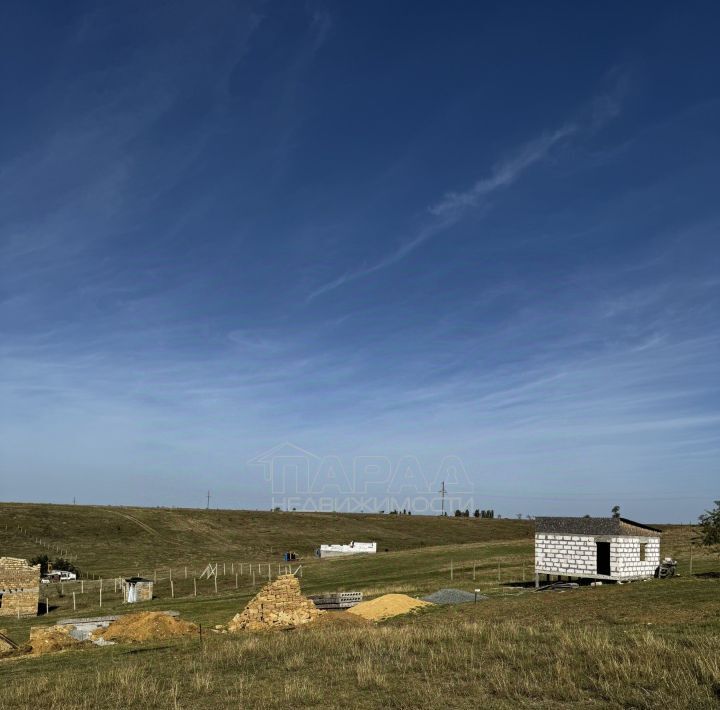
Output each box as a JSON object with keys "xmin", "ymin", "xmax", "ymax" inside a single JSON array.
[{"xmin": 316, "ymin": 541, "xmax": 377, "ymax": 558}]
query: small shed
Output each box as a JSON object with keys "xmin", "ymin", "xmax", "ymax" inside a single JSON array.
[
  {"xmin": 122, "ymin": 577, "xmax": 153, "ymax": 603},
  {"xmin": 534, "ymin": 517, "xmax": 662, "ymax": 585}
]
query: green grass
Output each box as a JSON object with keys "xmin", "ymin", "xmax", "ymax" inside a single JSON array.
[
  {"xmin": 0, "ymin": 502, "xmax": 533, "ymax": 577},
  {"xmin": 1, "ymin": 503, "xmax": 718, "ymax": 708},
  {"xmin": 1, "ymin": 578, "xmax": 718, "ymax": 709}
]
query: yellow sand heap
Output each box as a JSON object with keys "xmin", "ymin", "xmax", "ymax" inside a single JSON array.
[
  {"xmin": 228, "ymin": 574, "xmax": 321, "ymax": 631},
  {"xmin": 93, "ymin": 612, "xmax": 198, "ymax": 643},
  {"xmin": 347, "ymin": 593, "xmax": 432, "ymax": 621},
  {"xmin": 28, "ymin": 625, "xmax": 85, "ymax": 655}
]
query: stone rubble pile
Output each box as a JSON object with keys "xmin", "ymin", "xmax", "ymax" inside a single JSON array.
[{"xmin": 228, "ymin": 574, "xmax": 321, "ymax": 631}]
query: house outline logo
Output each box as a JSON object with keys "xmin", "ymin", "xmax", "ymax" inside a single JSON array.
[{"xmin": 247, "ymin": 442, "xmax": 321, "ymax": 495}]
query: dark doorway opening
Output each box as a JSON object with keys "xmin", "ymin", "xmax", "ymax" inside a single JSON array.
[{"xmin": 596, "ymin": 541, "xmax": 611, "ymax": 575}]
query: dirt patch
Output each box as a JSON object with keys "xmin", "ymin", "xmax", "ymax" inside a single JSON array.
[
  {"xmin": 347, "ymin": 594, "xmax": 433, "ymax": 621},
  {"xmin": 308, "ymin": 611, "xmax": 372, "ymax": 629},
  {"xmin": 28, "ymin": 625, "xmax": 86, "ymax": 655},
  {"xmin": 93, "ymin": 612, "xmax": 198, "ymax": 643}
]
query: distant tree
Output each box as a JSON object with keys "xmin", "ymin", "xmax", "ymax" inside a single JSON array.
[
  {"xmin": 408, "ymin": 511, "xmax": 412, "ymax": 515},
  {"xmin": 516, "ymin": 513, "xmax": 523, "ymax": 520},
  {"xmin": 29, "ymin": 554, "xmax": 50, "ymax": 575},
  {"xmin": 696, "ymin": 500, "xmax": 720, "ymax": 553},
  {"xmin": 611, "ymin": 505, "xmax": 621, "ymax": 518},
  {"xmin": 583, "ymin": 514, "xmax": 591, "ymax": 518},
  {"xmin": 454, "ymin": 509, "xmax": 462, "ymax": 517},
  {"xmin": 462, "ymin": 509, "xmax": 469, "ymax": 517},
  {"xmin": 52, "ymin": 557, "xmax": 80, "ymax": 575},
  {"xmin": 29, "ymin": 555, "xmax": 80, "ymax": 577},
  {"xmin": 474, "ymin": 509, "xmax": 480, "ymax": 518}
]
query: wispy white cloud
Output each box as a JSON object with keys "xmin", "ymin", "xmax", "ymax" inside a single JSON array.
[
  {"xmin": 306, "ymin": 123, "xmax": 575, "ymax": 302},
  {"xmin": 306, "ymin": 77, "xmax": 632, "ymax": 303},
  {"xmin": 308, "ymin": 124, "xmax": 591, "ymax": 303},
  {"xmin": 429, "ymin": 123, "xmax": 577, "ymax": 218}
]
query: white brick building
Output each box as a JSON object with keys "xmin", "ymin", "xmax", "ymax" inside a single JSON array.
[{"xmin": 534, "ymin": 517, "xmax": 662, "ymax": 585}]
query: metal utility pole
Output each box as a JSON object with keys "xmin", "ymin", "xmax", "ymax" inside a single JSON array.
[
  {"xmin": 206, "ymin": 490, "xmax": 211, "ymax": 510},
  {"xmin": 439, "ymin": 481, "xmax": 446, "ymax": 516}
]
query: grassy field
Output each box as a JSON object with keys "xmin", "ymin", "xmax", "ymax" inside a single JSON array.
[
  {"xmin": 0, "ymin": 503, "xmax": 718, "ymax": 708},
  {"xmin": 0, "ymin": 502, "xmax": 533, "ymax": 576}
]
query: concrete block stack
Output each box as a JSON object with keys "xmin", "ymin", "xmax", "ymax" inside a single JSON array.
[{"xmin": 228, "ymin": 574, "xmax": 321, "ymax": 631}]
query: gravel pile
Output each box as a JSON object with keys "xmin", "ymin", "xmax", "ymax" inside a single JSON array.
[{"xmin": 422, "ymin": 589, "xmax": 486, "ymax": 605}]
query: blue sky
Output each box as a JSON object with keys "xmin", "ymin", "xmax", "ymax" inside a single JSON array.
[{"xmin": 1, "ymin": 2, "xmax": 719, "ymax": 521}]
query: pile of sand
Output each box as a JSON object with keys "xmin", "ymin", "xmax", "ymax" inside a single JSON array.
[
  {"xmin": 28, "ymin": 625, "xmax": 86, "ymax": 655},
  {"xmin": 347, "ymin": 594, "xmax": 433, "ymax": 621},
  {"xmin": 92, "ymin": 612, "xmax": 198, "ymax": 643}
]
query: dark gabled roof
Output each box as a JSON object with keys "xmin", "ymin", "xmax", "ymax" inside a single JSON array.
[
  {"xmin": 535, "ymin": 517, "xmax": 662, "ymax": 537},
  {"xmin": 124, "ymin": 577, "xmax": 153, "ymax": 584}
]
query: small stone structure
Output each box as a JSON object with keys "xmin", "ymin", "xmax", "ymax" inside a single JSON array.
[
  {"xmin": 534, "ymin": 517, "xmax": 662, "ymax": 585},
  {"xmin": 0, "ymin": 557, "xmax": 41, "ymax": 617},
  {"xmin": 228, "ymin": 574, "xmax": 320, "ymax": 631},
  {"xmin": 122, "ymin": 577, "xmax": 153, "ymax": 603}
]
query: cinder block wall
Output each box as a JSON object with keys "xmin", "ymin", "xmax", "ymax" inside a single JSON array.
[
  {"xmin": 535, "ymin": 534, "xmax": 660, "ymax": 580},
  {"xmin": 0, "ymin": 557, "xmax": 40, "ymax": 617},
  {"xmin": 609, "ymin": 536, "xmax": 660, "ymax": 578}
]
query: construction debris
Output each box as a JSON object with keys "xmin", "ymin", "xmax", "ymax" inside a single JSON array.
[
  {"xmin": 308, "ymin": 591, "xmax": 362, "ymax": 610},
  {"xmin": 422, "ymin": 589, "xmax": 485, "ymax": 605},
  {"xmin": 0, "ymin": 629, "xmax": 18, "ymax": 654},
  {"xmin": 347, "ymin": 594, "xmax": 432, "ymax": 621},
  {"xmin": 228, "ymin": 574, "xmax": 321, "ymax": 631},
  {"xmin": 92, "ymin": 612, "xmax": 198, "ymax": 643}
]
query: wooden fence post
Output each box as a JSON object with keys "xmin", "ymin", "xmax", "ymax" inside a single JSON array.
[{"xmin": 193, "ymin": 578, "xmax": 197, "ymax": 597}]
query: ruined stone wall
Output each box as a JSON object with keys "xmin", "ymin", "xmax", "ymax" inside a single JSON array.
[
  {"xmin": 228, "ymin": 574, "xmax": 320, "ymax": 631},
  {"xmin": 0, "ymin": 557, "xmax": 40, "ymax": 617},
  {"xmin": 535, "ymin": 534, "xmax": 660, "ymax": 580}
]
